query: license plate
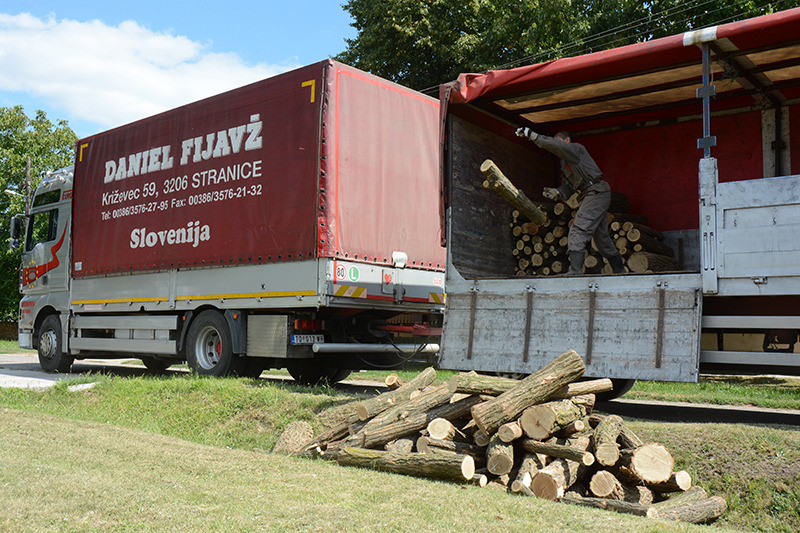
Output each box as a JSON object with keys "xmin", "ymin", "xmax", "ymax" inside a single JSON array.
[{"xmin": 291, "ymin": 334, "xmax": 325, "ymax": 345}]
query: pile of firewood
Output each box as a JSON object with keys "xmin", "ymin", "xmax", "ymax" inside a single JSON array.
[
  {"xmin": 511, "ymin": 192, "xmax": 684, "ymax": 276},
  {"xmin": 277, "ymin": 350, "xmax": 726, "ymax": 525}
]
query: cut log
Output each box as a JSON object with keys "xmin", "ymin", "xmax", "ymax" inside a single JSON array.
[
  {"xmin": 384, "ymin": 437, "xmax": 415, "ymax": 454},
  {"xmin": 650, "ymin": 485, "xmax": 707, "ymax": 510},
  {"xmin": 548, "ymin": 378, "xmax": 614, "ymax": 400},
  {"xmin": 531, "ymin": 457, "xmax": 585, "ymax": 501},
  {"xmin": 588, "ymin": 470, "xmax": 653, "ymax": 504},
  {"xmin": 486, "ymin": 433, "xmax": 516, "ymax": 475},
  {"xmin": 354, "ymin": 366, "xmax": 436, "ymax": 421},
  {"xmin": 273, "ymin": 421, "xmax": 314, "ymax": 455},
  {"xmin": 622, "ymin": 221, "xmax": 665, "ymax": 241},
  {"xmin": 519, "ymin": 396, "xmax": 591, "ymax": 440},
  {"xmin": 626, "ymin": 228, "xmax": 675, "ymax": 257},
  {"xmin": 557, "ymin": 419, "xmax": 585, "ymax": 437},
  {"xmin": 471, "ymin": 349, "xmax": 585, "ymax": 435},
  {"xmin": 448, "ymin": 373, "xmax": 517, "ymax": 396},
  {"xmin": 427, "ymin": 418, "xmax": 463, "ymax": 441},
  {"xmin": 646, "ymin": 470, "xmax": 692, "ymax": 493},
  {"xmin": 616, "ymin": 443, "xmax": 675, "ymax": 484},
  {"xmin": 608, "ymin": 212, "xmax": 650, "ymax": 227},
  {"xmin": 511, "ymin": 453, "xmax": 545, "ymax": 493},
  {"xmin": 385, "ymin": 374, "xmax": 403, "ymax": 390},
  {"xmin": 647, "ymin": 496, "xmax": 727, "ymax": 524},
  {"xmin": 337, "ymin": 447, "xmax": 474, "ymax": 482},
  {"xmin": 560, "ymin": 496, "xmax": 650, "ymax": 517},
  {"xmin": 521, "ymin": 439, "xmax": 594, "ymax": 466},
  {"xmin": 417, "ymin": 436, "xmax": 486, "ymax": 462},
  {"xmin": 497, "ymin": 420, "xmax": 524, "ymax": 443},
  {"xmin": 627, "ymin": 252, "xmax": 684, "ymax": 273},
  {"xmin": 592, "ymin": 414, "xmax": 623, "ymax": 467},
  {"xmin": 359, "ymin": 394, "xmax": 482, "ymax": 449},
  {"xmin": 480, "ymin": 159, "xmax": 547, "ymax": 225}
]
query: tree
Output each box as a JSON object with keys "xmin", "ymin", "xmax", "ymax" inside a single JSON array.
[
  {"xmin": 0, "ymin": 106, "xmax": 77, "ymax": 322},
  {"xmin": 336, "ymin": 0, "xmax": 782, "ymax": 91}
]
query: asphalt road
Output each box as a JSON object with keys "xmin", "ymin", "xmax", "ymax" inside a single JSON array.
[{"xmin": 2, "ymin": 352, "xmax": 799, "ymax": 426}]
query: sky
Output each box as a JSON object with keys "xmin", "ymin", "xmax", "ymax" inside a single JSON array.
[{"xmin": 0, "ymin": 2, "xmax": 357, "ymax": 139}]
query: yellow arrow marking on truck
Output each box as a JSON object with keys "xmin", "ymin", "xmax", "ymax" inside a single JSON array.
[
  {"xmin": 302, "ymin": 80, "xmax": 315, "ymax": 103},
  {"xmin": 79, "ymin": 143, "xmax": 88, "ymax": 162}
]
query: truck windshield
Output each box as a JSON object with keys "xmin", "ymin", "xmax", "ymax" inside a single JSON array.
[{"xmin": 25, "ymin": 209, "xmax": 59, "ymax": 253}]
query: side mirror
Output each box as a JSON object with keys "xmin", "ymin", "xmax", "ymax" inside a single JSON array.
[{"xmin": 9, "ymin": 216, "xmax": 22, "ymax": 250}]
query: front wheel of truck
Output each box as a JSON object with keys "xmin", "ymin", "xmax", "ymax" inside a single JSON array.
[
  {"xmin": 186, "ymin": 310, "xmax": 244, "ymax": 377},
  {"xmin": 38, "ymin": 315, "xmax": 74, "ymax": 373}
]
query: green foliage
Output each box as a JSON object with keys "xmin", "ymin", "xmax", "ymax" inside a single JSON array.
[
  {"xmin": 336, "ymin": 0, "xmax": 784, "ymax": 91},
  {"xmin": 0, "ymin": 105, "xmax": 77, "ymax": 320}
]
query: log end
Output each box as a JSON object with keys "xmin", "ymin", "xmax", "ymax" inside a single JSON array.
[
  {"xmin": 531, "ymin": 472, "xmax": 562, "ymax": 501},
  {"xmin": 462, "ymin": 455, "xmax": 476, "ymax": 481}
]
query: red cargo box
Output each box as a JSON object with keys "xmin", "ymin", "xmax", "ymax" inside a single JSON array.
[{"xmin": 72, "ymin": 60, "xmax": 443, "ymax": 277}]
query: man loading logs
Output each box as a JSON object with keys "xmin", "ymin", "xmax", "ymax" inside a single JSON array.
[{"xmin": 515, "ymin": 127, "xmax": 625, "ymax": 276}]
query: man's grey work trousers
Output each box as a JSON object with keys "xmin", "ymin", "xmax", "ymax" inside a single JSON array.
[{"xmin": 567, "ymin": 186, "xmax": 617, "ymax": 258}]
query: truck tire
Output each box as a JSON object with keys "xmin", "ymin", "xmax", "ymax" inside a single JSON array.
[
  {"xmin": 141, "ymin": 356, "xmax": 172, "ymax": 373},
  {"xmin": 185, "ymin": 310, "xmax": 244, "ymax": 377},
  {"xmin": 286, "ymin": 362, "xmax": 350, "ymax": 386},
  {"xmin": 38, "ymin": 315, "xmax": 74, "ymax": 373},
  {"xmin": 596, "ymin": 378, "xmax": 637, "ymax": 401}
]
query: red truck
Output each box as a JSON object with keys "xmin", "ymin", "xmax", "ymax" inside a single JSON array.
[{"xmin": 11, "ymin": 59, "xmax": 445, "ymax": 381}]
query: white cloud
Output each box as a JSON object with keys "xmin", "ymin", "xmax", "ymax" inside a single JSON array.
[{"xmin": 0, "ymin": 13, "xmax": 297, "ymax": 130}]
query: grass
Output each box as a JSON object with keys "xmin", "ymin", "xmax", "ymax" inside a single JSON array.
[
  {"xmin": 2, "ymin": 408, "xmax": 727, "ymax": 533},
  {"xmin": 0, "ymin": 370, "xmax": 798, "ymax": 532},
  {"xmin": 626, "ymin": 375, "xmax": 800, "ymax": 410}
]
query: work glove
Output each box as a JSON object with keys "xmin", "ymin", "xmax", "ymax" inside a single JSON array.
[
  {"xmin": 543, "ymin": 187, "xmax": 559, "ymax": 201},
  {"xmin": 515, "ymin": 127, "xmax": 538, "ymax": 141}
]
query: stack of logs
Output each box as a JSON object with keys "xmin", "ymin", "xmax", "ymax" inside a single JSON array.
[
  {"xmin": 282, "ymin": 350, "xmax": 726, "ymax": 525},
  {"xmin": 511, "ymin": 192, "xmax": 684, "ymax": 276}
]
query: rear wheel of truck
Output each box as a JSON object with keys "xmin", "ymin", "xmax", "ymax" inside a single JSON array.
[
  {"xmin": 186, "ymin": 310, "xmax": 244, "ymax": 377},
  {"xmin": 596, "ymin": 378, "xmax": 637, "ymax": 401},
  {"xmin": 38, "ymin": 315, "xmax": 74, "ymax": 373},
  {"xmin": 286, "ymin": 362, "xmax": 351, "ymax": 386},
  {"xmin": 141, "ymin": 356, "xmax": 172, "ymax": 373}
]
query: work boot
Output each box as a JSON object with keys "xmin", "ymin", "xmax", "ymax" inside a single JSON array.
[
  {"xmin": 567, "ymin": 251, "xmax": 585, "ymax": 276},
  {"xmin": 608, "ymin": 254, "xmax": 625, "ymax": 274}
]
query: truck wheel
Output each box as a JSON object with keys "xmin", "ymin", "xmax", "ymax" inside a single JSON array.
[
  {"xmin": 596, "ymin": 378, "xmax": 637, "ymax": 401},
  {"xmin": 185, "ymin": 311, "xmax": 244, "ymax": 377},
  {"xmin": 38, "ymin": 315, "xmax": 74, "ymax": 373},
  {"xmin": 141, "ymin": 356, "xmax": 172, "ymax": 373},
  {"xmin": 286, "ymin": 362, "xmax": 350, "ymax": 385}
]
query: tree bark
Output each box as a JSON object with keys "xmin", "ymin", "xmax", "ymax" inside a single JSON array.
[
  {"xmin": 622, "ymin": 221, "xmax": 665, "ymax": 241},
  {"xmin": 560, "ymin": 496, "xmax": 650, "ymax": 517},
  {"xmin": 547, "ymin": 378, "xmax": 613, "ymax": 400},
  {"xmin": 416, "ymin": 436, "xmax": 486, "ymax": 462},
  {"xmin": 273, "ymin": 421, "xmax": 314, "ymax": 455},
  {"xmin": 650, "ymin": 486, "xmax": 707, "ymax": 510},
  {"xmin": 626, "ymin": 228, "xmax": 675, "ymax": 257},
  {"xmin": 521, "ymin": 439, "xmax": 594, "ymax": 466},
  {"xmin": 627, "ymin": 252, "xmax": 684, "ymax": 273},
  {"xmin": 486, "ymin": 433, "xmax": 516, "ymax": 475},
  {"xmin": 337, "ymin": 447, "xmax": 475, "ymax": 482},
  {"xmin": 354, "ymin": 366, "xmax": 436, "ymax": 421},
  {"xmin": 592, "ymin": 414, "xmax": 623, "ymax": 467},
  {"xmin": 359, "ymin": 394, "xmax": 482, "ymax": 449},
  {"xmin": 647, "ymin": 496, "xmax": 727, "ymax": 523},
  {"xmin": 384, "ymin": 437, "xmax": 415, "ymax": 454},
  {"xmin": 448, "ymin": 373, "xmax": 517, "ymax": 396},
  {"xmin": 480, "ymin": 159, "xmax": 547, "ymax": 225},
  {"xmin": 471, "ymin": 349, "xmax": 585, "ymax": 435},
  {"xmin": 511, "ymin": 453, "xmax": 544, "ymax": 493}
]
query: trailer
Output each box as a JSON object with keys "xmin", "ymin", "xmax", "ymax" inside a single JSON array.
[
  {"xmin": 437, "ymin": 9, "xmax": 800, "ymax": 392},
  {"xmin": 11, "ymin": 59, "xmax": 445, "ymax": 381}
]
